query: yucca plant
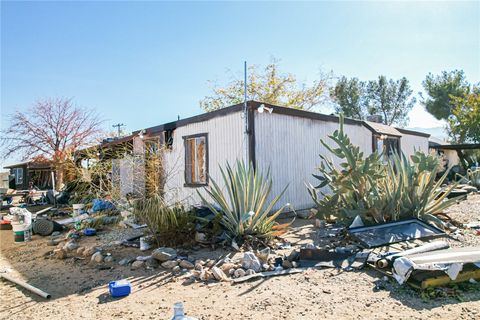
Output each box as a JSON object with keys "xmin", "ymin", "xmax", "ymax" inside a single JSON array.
[
  {"xmin": 198, "ymin": 161, "xmax": 289, "ymax": 240},
  {"xmin": 133, "ymin": 195, "xmax": 195, "ymax": 246},
  {"xmin": 382, "ymin": 152, "xmax": 461, "ymax": 226},
  {"xmin": 308, "ymin": 114, "xmax": 462, "ymax": 226}
]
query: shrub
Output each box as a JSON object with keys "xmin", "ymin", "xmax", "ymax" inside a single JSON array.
[
  {"xmin": 199, "ymin": 161, "xmax": 289, "ymax": 240},
  {"xmin": 307, "ymin": 114, "xmax": 460, "ymax": 226},
  {"xmin": 133, "ymin": 195, "xmax": 195, "ymax": 246}
]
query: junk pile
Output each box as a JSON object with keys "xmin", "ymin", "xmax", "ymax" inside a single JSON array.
[{"xmin": 306, "ymin": 217, "xmax": 480, "ymax": 289}]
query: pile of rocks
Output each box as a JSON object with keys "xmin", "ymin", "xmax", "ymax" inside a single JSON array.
[{"xmin": 183, "ymin": 248, "xmax": 301, "ymax": 283}]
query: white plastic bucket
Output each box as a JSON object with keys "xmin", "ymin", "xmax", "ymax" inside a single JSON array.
[
  {"xmin": 72, "ymin": 204, "xmax": 85, "ymax": 216},
  {"xmin": 11, "ymin": 221, "xmax": 31, "ymax": 243}
]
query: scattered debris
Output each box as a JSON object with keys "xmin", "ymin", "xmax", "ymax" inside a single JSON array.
[
  {"xmin": 233, "ymin": 268, "xmax": 306, "ymax": 283},
  {"xmin": 348, "ymin": 218, "xmax": 446, "ymax": 248}
]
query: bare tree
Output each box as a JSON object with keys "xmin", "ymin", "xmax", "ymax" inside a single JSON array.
[{"xmin": 1, "ymin": 97, "xmax": 103, "ymax": 189}]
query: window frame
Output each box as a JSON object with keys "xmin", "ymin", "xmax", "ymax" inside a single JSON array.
[
  {"xmin": 183, "ymin": 133, "xmax": 209, "ymax": 187},
  {"xmin": 15, "ymin": 167, "xmax": 24, "ymax": 185}
]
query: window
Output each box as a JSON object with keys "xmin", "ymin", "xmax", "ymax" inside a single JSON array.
[
  {"xmin": 164, "ymin": 130, "xmax": 174, "ymax": 150},
  {"xmin": 184, "ymin": 133, "xmax": 208, "ymax": 186},
  {"xmin": 15, "ymin": 168, "xmax": 23, "ymax": 185},
  {"xmin": 373, "ymin": 135, "xmax": 400, "ymax": 158}
]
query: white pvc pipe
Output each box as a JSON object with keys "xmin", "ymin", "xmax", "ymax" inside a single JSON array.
[{"xmin": 1, "ymin": 273, "xmax": 51, "ymax": 299}]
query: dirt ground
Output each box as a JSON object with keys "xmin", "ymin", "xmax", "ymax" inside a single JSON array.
[{"xmin": 1, "ymin": 196, "xmax": 480, "ymax": 320}]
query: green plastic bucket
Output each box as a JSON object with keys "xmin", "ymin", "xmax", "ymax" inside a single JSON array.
[{"xmin": 14, "ymin": 230, "xmax": 24, "ymax": 243}]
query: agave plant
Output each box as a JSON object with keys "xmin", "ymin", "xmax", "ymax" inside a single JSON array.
[{"xmin": 198, "ymin": 161, "xmax": 289, "ymax": 240}]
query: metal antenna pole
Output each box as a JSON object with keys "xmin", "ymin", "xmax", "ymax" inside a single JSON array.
[
  {"xmin": 112, "ymin": 123, "xmax": 125, "ymax": 137},
  {"xmin": 244, "ymin": 61, "xmax": 248, "ymax": 166}
]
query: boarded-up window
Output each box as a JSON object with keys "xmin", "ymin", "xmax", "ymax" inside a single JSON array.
[{"xmin": 184, "ymin": 134, "xmax": 208, "ymax": 186}]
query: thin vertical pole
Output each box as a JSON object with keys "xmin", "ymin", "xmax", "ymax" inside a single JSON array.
[{"xmin": 244, "ymin": 61, "xmax": 249, "ymax": 166}]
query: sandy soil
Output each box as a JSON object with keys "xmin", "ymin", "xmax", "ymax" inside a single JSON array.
[{"xmin": 1, "ymin": 196, "xmax": 480, "ymax": 320}]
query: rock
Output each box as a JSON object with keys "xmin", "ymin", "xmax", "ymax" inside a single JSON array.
[
  {"xmin": 199, "ymin": 270, "xmax": 212, "ymax": 281},
  {"xmin": 242, "ymin": 252, "xmax": 262, "ymax": 272},
  {"xmin": 64, "ymin": 241, "xmax": 79, "ymax": 251},
  {"xmin": 104, "ymin": 256, "xmax": 114, "ymax": 263},
  {"xmin": 234, "ymin": 269, "xmax": 246, "ymax": 278},
  {"xmin": 229, "ymin": 268, "xmax": 235, "ymax": 276},
  {"xmin": 83, "ymin": 246, "xmax": 97, "ymax": 257},
  {"xmin": 315, "ymin": 219, "xmax": 326, "ymax": 228},
  {"xmin": 220, "ymin": 263, "xmax": 235, "ymax": 273},
  {"xmin": 118, "ymin": 257, "xmax": 134, "ymax": 266},
  {"xmin": 297, "ymin": 209, "xmax": 312, "ymax": 219},
  {"xmin": 194, "ymin": 263, "xmax": 204, "ymax": 271},
  {"xmin": 191, "ymin": 270, "xmax": 201, "ymax": 278},
  {"xmin": 152, "ymin": 247, "xmax": 177, "ymax": 262},
  {"xmin": 76, "ymin": 247, "xmax": 85, "ymax": 255},
  {"xmin": 54, "ymin": 248, "xmax": 67, "ymax": 259},
  {"xmin": 245, "ymin": 269, "xmax": 256, "ymax": 275},
  {"xmin": 161, "ymin": 260, "xmax": 179, "ymax": 269},
  {"xmin": 131, "ymin": 260, "xmax": 145, "ymax": 270},
  {"xmin": 182, "ymin": 277, "xmax": 195, "ymax": 285},
  {"xmin": 287, "ymin": 250, "xmax": 300, "ymax": 262},
  {"xmin": 282, "ymin": 260, "xmax": 293, "ymax": 269},
  {"xmin": 172, "ymin": 266, "xmax": 181, "ymax": 273},
  {"xmin": 194, "ymin": 259, "xmax": 205, "ymax": 266},
  {"xmin": 195, "ymin": 232, "xmax": 207, "ymax": 243},
  {"xmin": 146, "ymin": 258, "xmax": 159, "ymax": 268},
  {"xmin": 256, "ymin": 248, "xmax": 270, "ymax": 263},
  {"xmin": 91, "ymin": 252, "xmax": 103, "ymax": 263},
  {"xmin": 211, "ymin": 266, "xmax": 228, "ymax": 281},
  {"xmin": 51, "ymin": 231, "xmax": 61, "ymax": 237},
  {"xmin": 179, "ymin": 260, "xmax": 194, "ymax": 269},
  {"xmin": 291, "ymin": 261, "xmax": 299, "ymax": 268},
  {"xmin": 205, "ymin": 259, "xmax": 216, "ymax": 268}
]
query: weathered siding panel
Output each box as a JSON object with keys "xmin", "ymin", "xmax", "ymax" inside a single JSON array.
[
  {"xmin": 400, "ymin": 134, "xmax": 429, "ymax": 158},
  {"xmin": 163, "ymin": 111, "xmax": 244, "ymax": 206},
  {"xmin": 254, "ymin": 112, "xmax": 373, "ymax": 211}
]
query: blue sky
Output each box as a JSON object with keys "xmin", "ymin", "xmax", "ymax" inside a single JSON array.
[{"xmin": 1, "ymin": 1, "xmax": 479, "ymax": 166}]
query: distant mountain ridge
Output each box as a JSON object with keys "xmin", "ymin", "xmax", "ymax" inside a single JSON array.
[{"xmin": 407, "ymin": 126, "xmax": 448, "ymax": 141}]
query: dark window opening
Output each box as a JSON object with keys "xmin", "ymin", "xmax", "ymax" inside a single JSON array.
[
  {"xmin": 164, "ymin": 130, "xmax": 174, "ymax": 149},
  {"xmin": 373, "ymin": 135, "xmax": 400, "ymax": 158}
]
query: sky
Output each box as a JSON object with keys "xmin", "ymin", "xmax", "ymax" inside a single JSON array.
[{"xmin": 1, "ymin": 1, "xmax": 479, "ymax": 167}]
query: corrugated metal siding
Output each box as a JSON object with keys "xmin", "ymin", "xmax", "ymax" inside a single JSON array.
[
  {"xmin": 400, "ymin": 134, "xmax": 429, "ymax": 158},
  {"xmin": 254, "ymin": 112, "xmax": 373, "ymax": 211},
  {"xmin": 163, "ymin": 111, "xmax": 245, "ymax": 206}
]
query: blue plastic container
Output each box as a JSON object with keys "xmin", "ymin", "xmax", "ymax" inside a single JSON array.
[
  {"xmin": 83, "ymin": 228, "xmax": 96, "ymax": 236},
  {"xmin": 108, "ymin": 279, "xmax": 131, "ymax": 297}
]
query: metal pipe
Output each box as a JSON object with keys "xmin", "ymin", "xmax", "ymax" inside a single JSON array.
[
  {"xmin": 243, "ymin": 61, "xmax": 249, "ymax": 166},
  {"xmin": 1, "ymin": 273, "xmax": 51, "ymax": 299}
]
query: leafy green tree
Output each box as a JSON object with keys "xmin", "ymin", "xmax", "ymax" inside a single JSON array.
[
  {"xmin": 421, "ymin": 70, "xmax": 470, "ymax": 120},
  {"xmin": 330, "ymin": 76, "xmax": 368, "ymax": 120},
  {"xmin": 365, "ymin": 76, "xmax": 415, "ymax": 127},
  {"xmin": 448, "ymin": 88, "xmax": 480, "ymax": 143},
  {"xmin": 331, "ymin": 75, "xmax": 415, "ymax": 127},
  {"xmin": 200, "ymin": 59, "xmax": 332, "ymax": 112}
]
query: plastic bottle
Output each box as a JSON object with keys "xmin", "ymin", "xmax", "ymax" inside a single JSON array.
[{"xmin": 172, "ymin": 302, "xmax": 198, "ymax": 320}]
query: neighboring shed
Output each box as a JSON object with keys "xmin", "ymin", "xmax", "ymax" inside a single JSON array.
[
  {"xmin": 84, "ymin": 101, "xmax": 430, "ymax": 211},
  {"xmin": 3, "ymin": 160, "xmax": 53, "ymax": 190}
]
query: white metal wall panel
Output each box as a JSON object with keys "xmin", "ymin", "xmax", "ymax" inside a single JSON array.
[
  {"xmin": 254, "ymin": 112, "xmax": 373, "ymax": 211},
  {"xmin": 400, "ymin": 134, "xmax": 429, "ymax": 159},
  {"xmin": 163, "ymin": 111, "xmax": 245, "ymax": 207}
]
